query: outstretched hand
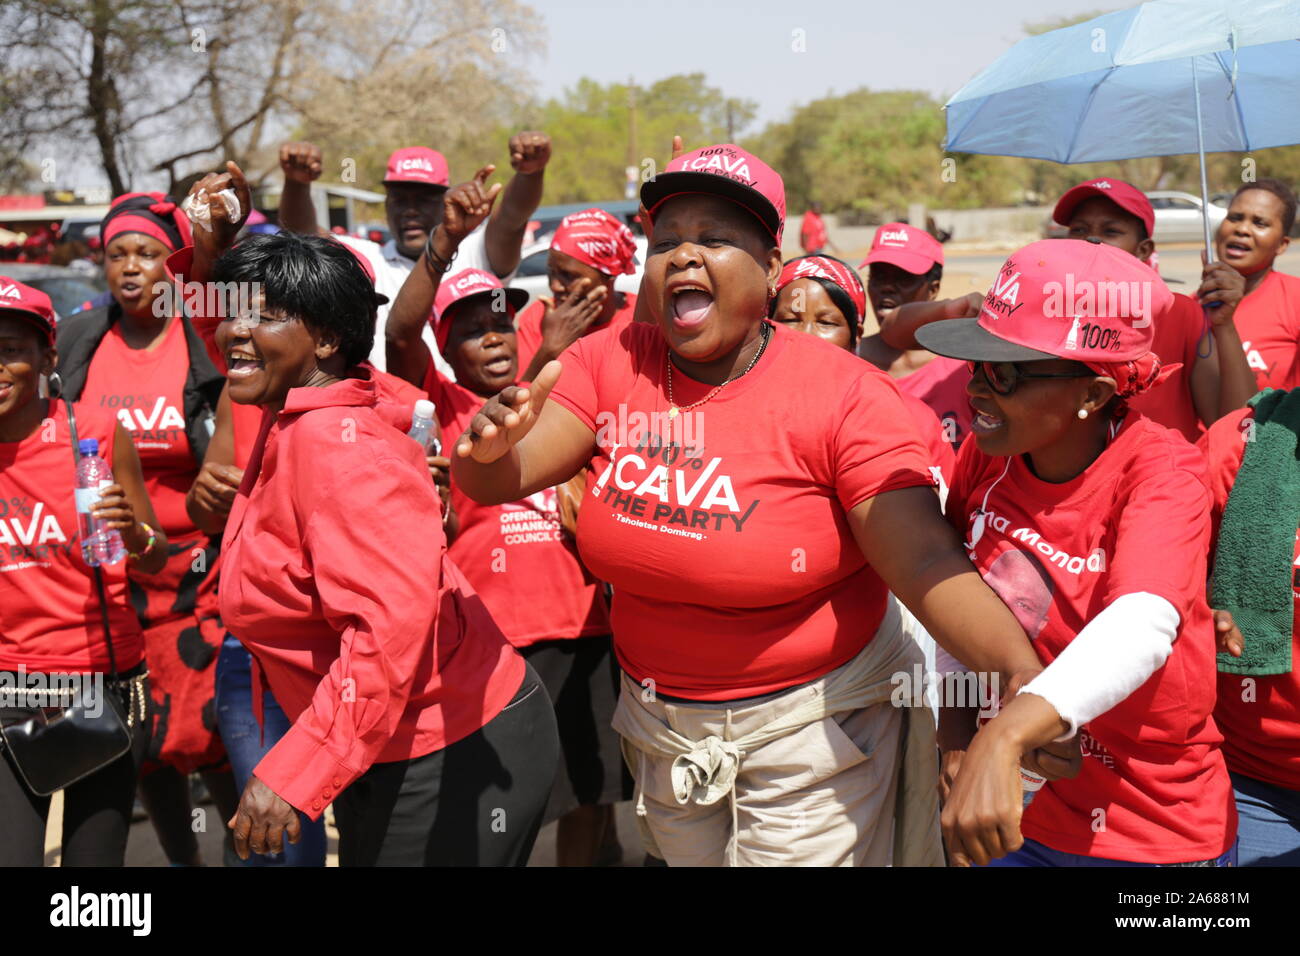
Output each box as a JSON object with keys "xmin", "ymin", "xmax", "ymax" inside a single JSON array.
[
  {"xmin": 455, "ymin": 360, "xmax": 562, "ymax": 464},
  {"xmin": 187, "ymin": 160, "xmax": 251, "ymax": 262},
  {"xmin": 441, "ymin": 165, "xmax": 503, "ymax": 244}
]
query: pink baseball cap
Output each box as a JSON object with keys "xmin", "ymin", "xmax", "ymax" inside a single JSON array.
[
  {"xmin": 1053, "ymin": 178, "xmax": 1155, "ymax": 238},
  {"xmin": 915, "ymin": 239, "xmax": 1171, "ymax": 363},
  {"xmin": 640, "ymin": 144, "xmax": 785, "ymax": 244},
  {"xmin": 433, "ymin": 268, "xmax": 528, "ymax": 349},
  {"xmin": 0, "ymin": 276, "xmax": 56, "ymax": 344},
  {"xmin": 776, "ymin": 255, "xmax": 866, "ymax": 322},
  {"xmin": 861, "ymin": 222, "xmax": 944, "ymax": 275},
  {"xmin": 383, "ymin": 147, "xmax": 450, "ymax": 187}
]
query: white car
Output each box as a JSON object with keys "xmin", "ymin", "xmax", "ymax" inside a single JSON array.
[
  {"xmin": 1145, "ymin": 190, "xmax": 1228, "ymax": 244},
  {"xmin": 509, "ymin": 236, "xmax": 647, "ymax": 310}
]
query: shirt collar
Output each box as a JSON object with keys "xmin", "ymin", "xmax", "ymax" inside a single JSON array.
[{"xmin": 281, "ymin": 373, "xmax": 379, "ymax": 415}]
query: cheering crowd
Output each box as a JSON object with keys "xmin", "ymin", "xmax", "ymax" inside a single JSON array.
[{"xmin": 2, "ymin": 124, "xmax": 1299, "ymax": 868}]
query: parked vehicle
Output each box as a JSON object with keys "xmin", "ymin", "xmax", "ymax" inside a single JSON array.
[{"xmin": 1, "ymin": 263, "xmax": 107, "ymax": 322}]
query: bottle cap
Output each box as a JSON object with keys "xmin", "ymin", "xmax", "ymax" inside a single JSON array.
[
  {"xmin": 413, "ymin": 399, "xmax": 435, "ymax": 420},
  {"xmin": 78, "ymin": 438, "xmax": 99, "ymax": 456}
]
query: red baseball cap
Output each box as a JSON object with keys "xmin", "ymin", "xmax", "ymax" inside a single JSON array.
[
  {"xmin": 640, "ymin": 144, "xmax": 785, "ymax": 244},
  {"xmin": 433, "ymin": 269, "xmax": 528, "ymax": 349},
  {"xmin": 861, "ymin": 222, "xmax": 944, "ymax": 275},
  {"xmin": 383, "ymin": 147, "xmax": 450, "ymax": 188},
  {"xmin": 776, "ymin": 255, "xmax": 866, "ymax": 322},
  {"xmin": 0, "ymin": 276, "xmax": 56, "ymax": 345},
  {"xmin": 915, "ymin": 239, "xmax": 1172, "ymax": 363},
  {"xmin": 1053, "ymin": 178, "xmax": 1155, "ymax": 238}
]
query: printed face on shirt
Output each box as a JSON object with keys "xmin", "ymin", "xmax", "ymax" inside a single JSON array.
[
  {"xmin": 866, "ymin": 262, "xmax": 937, "ymax": 317},
  {"xmin": 983, "ymin": 547, "xmax": 1055, "ymax": 639},
  {"xmin": 442, "ymin": 296, "xmax": 518, "ymax": 397},
  {"xmin": 1216, "ymin": 188, "xmax": 1291, "ymax": 276},
  {"xmin": 966, "ymin": 357, "xmax": 1101, "ymax": 458},
  {"xmin": 105, "ymin": 232, "xmax": 171, "ymax": 319},
  {"xmin": 1064, "ymin": 196, "xmax": 1153, "ymax": 263},
  {"xmin": 385, "ymin": 182, "xmax": 449, "ymax": 260},
  {"xmin": 0, "ymin": 315, "xmax": 52, "ymax": 422},
  {"xmin": 771, "ymin": 279, "xmax": 853, "ymax": 350},
  {"xmin": 215, "ymin": 294, "xmax": 339, "ymax": 408},
  {"xmin": 547, "ymin": 248, "xmax": 618, "ymax": 324},
  {"xmin": 645, "ymin": 194, "xmax": 781, "ymax": 366}
]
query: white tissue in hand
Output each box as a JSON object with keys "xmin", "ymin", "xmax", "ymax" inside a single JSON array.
[{"xmin": 182, "ymin": 188, "xmax": 241, "ymax": 232}]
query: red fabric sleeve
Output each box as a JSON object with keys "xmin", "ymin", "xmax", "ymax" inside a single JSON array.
[
  {"xmin": 832, "ymin": 374, "xmax": 932, "ymax": 511},
  {"xmin": 252, "ymin": 453, "xmax": 445, "ymax": 815},
  {"xmin": 944, "ymin": 433, "xmax": 982, "ymax": 538},
  {"xmin": 164, "ymin": 246, "xmax": 225, "ymax": 372},
  {"xmin": 1197, "ymin": 407, "xmax": 1251, "ymax": 554},
  {"xmin": 546, "ymin": 327, "xmax": 603, "ymax": 431},
  {"xmin": 1104, "ymin": 460, "xmax": 1212, "ymax": 621}
]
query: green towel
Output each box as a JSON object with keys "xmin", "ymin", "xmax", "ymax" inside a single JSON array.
[{"xmin": 1211, "ymin": 388, "xmax": 1300, "ymax": 676}]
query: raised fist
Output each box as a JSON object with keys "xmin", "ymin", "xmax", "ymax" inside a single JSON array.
[
  {"xmin": 279, "ymin": 142, "xmax": 323, "ymax": 184},
  {"xmin": 509, "ymin": 131, "xmax": 551, "ymax": 175}
]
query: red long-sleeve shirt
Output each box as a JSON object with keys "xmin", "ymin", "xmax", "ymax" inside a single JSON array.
[{"xmin": 218, "ymin": 376, "xmax": 524, "ymax": 818}]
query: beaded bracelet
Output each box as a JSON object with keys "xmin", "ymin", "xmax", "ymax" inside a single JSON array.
[{"xmin": 128, "ymin": 521, "xmax": 158, "ymax": 560}]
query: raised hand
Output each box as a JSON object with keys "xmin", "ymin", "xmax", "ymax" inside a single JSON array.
[
  {"xmin": 1200, "ymin": 253, "xmax": 1246, "ymax": 326},
  {"xmin": 187, "ymin": 160, "xmax": 252, "ymax": 262},
  {"xmin": 279, "ymin": 142, "xmax": 323, "ymax": 184},
  {"xmin": 509, "ymin": 131, "xmax": 552, "ymax": 175},
  {"xmin": 455, "ymin": 360, "xmax": 561, "ymax": 464},
  {"xmin": 441, "ymin": 165, "xmax": 503, "ymax": 245},
  {"xmin": 539, "ymin": 278, "xmax": 608, "ymax": 354}
]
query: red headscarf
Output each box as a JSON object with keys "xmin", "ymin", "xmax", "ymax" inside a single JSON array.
[
  {"xmin": 101, "ymin": 192, "xmax": 192, "ymax": 252},
  {"xmin": 550, "ymin": 208, "xmax": 637, "ymax": 277},
  {"xmin": 1085, "ymin": 353, "xmax": 1178, "ymax": 398}
]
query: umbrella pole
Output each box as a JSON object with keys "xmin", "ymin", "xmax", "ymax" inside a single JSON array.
[{"xmin": 1193, "ymin": 57, "xmax": 1214, "ymax": 262}]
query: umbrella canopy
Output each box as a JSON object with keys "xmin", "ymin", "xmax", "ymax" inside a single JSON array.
[{"xmin": 944, "ymin": 0, "xmax": 1300, "ymax": 162}]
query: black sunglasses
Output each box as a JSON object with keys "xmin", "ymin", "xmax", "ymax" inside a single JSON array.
[{"xmin": 967, "ymin": 360, "xmax": 1093, "ymax": 396}]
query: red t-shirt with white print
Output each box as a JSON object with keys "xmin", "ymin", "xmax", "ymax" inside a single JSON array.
[
  {"xmin": 898, "ymin": 355, "xmax": 972, "ymax": 450},
  {"xmin": 1235, "ymin": 270, "xmax": 1300, "ymax": 392},
  {"xmin": 549, "ymin": 320, "xmax": 932, "ymax": 700},
  {"xmin": 946, "ymin": 413, "xmax": 1236, "ymax": 863},
  {"xmin": 1200, "ymin": 407, "xmax": 1300, "ymax": 791},
  {"xmin": 425, "ymin": 369, "xmax": 610, "ymax": 647},
  {"xmin": 81, "ymin": 319, "xmax": 194, "ymax": 535},
  {"xmin": 0, "ymin": 401, "xmax": 144, "ymax": 673}
]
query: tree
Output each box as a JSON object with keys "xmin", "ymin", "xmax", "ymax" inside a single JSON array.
[{"xmin": 0, "ymin": 0, "xmax": 544, "ymax": 196}]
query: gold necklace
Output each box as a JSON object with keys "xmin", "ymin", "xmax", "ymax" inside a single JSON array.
[{"xmin": 666, "ymin": 321, "xmax": 771, "ymax": 419}]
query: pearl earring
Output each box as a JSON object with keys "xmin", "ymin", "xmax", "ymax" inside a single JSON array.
[{"xmin": 1077, "ymin": 408, "xmax": 1089, "ymax": 420}]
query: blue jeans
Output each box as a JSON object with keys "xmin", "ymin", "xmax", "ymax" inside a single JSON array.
[
  {"xmin": 1231, "ymin": 771, "xmax": 1300, "ymax": 866},
  {"xmin": 215, "ymin": 633, "xmax": 326, "ymax": 866},
  {"xmin": 987, "ymin": 837, "xmax": 1237, "ymax": 867}
]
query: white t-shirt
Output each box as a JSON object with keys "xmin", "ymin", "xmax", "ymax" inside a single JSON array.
[{"xmin": 337, "ymin": 222, "xmax": 504, "ymax": 377}]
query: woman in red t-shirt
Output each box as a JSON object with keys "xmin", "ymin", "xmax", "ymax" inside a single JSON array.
[
  {"xmin": 385, "ymin": 179, "xmax": 630, "ymax": 866},
  {"xmin": 1200, "ymin": 395, "xmax": 1300, "ymax": 866},
  {"xmin": 449, "ymin": 145, "xmax": 1045, "ymax": 867},
  {"xmin": 514, "ymin": 207, "xmax": 640, "ymax": 382},
  {"xmin": 0, "ymin": 278, "xmax": 167, "ymax": 866},
  {"xmin": 203, "ymin": 228, "xmax": 555, "ymax": 866},
  {"xmin": 1217, "ymin": 178, "xmax": 1300, "ymax": 391},
  {"xmin": 918, "ymin": 240, "xmax": 1237, "ymax": 867}
]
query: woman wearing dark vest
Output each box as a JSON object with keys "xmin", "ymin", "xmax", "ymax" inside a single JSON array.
[
  {"xmin": 55, "ymin": 193, "xmax": 232, "ymax": 865},
  {"xmin": 0, "ymin": 277, "xmax": 167, "ymax": 865}
]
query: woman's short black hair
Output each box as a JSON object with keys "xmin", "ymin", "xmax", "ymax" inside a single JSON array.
[
  {"xmin": 212, "ymin": 232, "xmax": 379, "ymax": 366},
  {"xmin": 1233, "ymin": 177, "xmax": 1298, "ymax": 235},
  {"xmin": 923, "ymin": 261, "xmax": 944, "ymax": 284}
]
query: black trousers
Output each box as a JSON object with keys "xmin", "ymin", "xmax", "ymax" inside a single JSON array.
[
  {"xmin": 333, "ymin": 663, "xmax": 560, "ymax": 866},
  {"xmin": 0, "ymin": 681, "xmax": 151, "ymax": 867}
]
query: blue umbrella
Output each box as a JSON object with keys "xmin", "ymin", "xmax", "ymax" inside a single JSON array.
[{"xmin": 944, "ymin": 0, "xmax": 1300, "ymax": 255}]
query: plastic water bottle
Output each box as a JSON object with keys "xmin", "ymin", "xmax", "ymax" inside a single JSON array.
[
  {"xmin": 75, "ymin": 438, "xmax": 126, "ymax": 567},
  {"xmin": 407, "ymin": 399, "xmax": 441, "ymax": 455}
]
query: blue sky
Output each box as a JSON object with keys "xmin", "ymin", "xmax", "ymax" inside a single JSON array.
[{"xmin": 532, "ymin": 0, "xmax": 1113, "ymax": 128}]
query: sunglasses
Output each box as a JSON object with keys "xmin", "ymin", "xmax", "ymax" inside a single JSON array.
[{"xmin": 967, "ymin": 360, "xmax": 1093, "ymax": 396}]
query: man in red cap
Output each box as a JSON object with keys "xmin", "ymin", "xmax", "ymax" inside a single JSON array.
[{"xmin": 276, "ymin": 134, "xmax": 551, "ymax": 375}]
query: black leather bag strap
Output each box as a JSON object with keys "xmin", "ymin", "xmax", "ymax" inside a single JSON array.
[{"xmin": 63, "ymin": 399, "xmax": 120, "ymax": 682}]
